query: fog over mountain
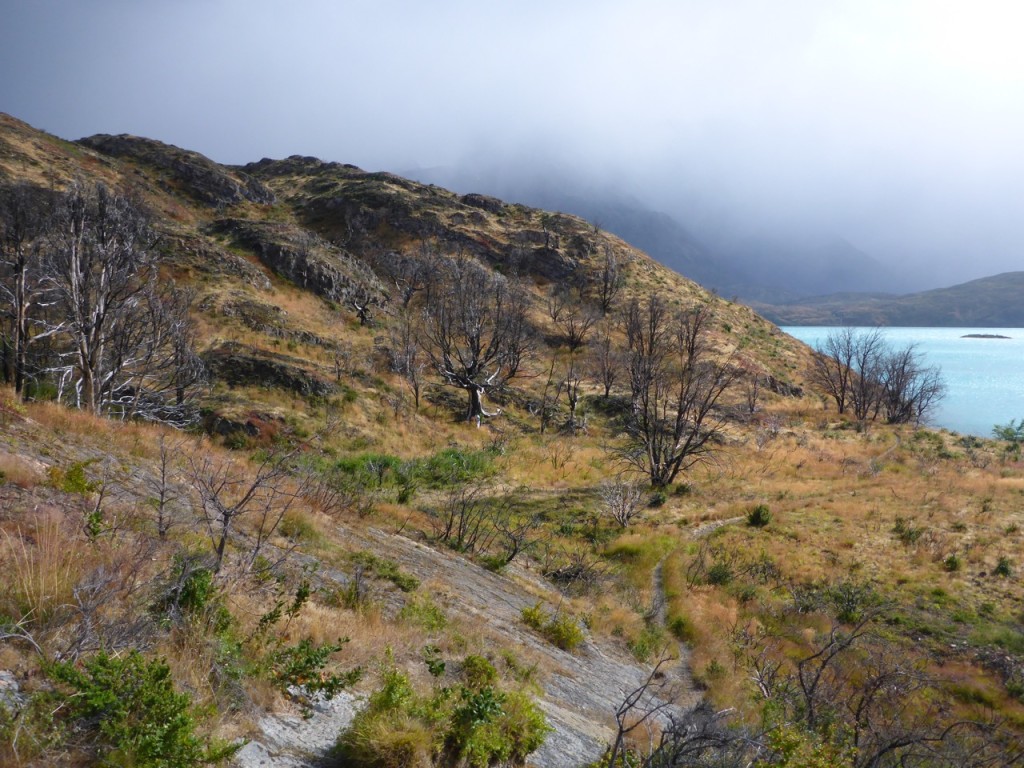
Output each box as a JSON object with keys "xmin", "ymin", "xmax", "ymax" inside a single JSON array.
[{"xmin": 2, "ymin": 1, "xmax": 1022, "ymax": 293}]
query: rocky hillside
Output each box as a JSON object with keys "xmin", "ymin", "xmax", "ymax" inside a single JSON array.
[{"xmin": 2, "ymin": 112, "xmax": 1023, "ymax": 768}]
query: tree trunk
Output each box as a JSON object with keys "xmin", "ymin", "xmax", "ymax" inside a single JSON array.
[{"xmin": 466, "ymin": 385, "xmax": 484, "ymax": 422}]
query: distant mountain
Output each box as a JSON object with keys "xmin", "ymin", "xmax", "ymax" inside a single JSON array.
[
  {"xmin": 715, "ymin": 234, "xmax": 912, "ymax": 303},
  {"xmin": 408, "ymin": 165, "xmax": 906, "ymax": 303},
  {"xmin": 754, "ymin": 272, "xmax": 1024, "ymax": 327}
]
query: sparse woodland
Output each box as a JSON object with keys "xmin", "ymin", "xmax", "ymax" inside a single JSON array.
[{"xmin": 1, "ymin": 113, "xmax": 1023, "ymax": 767}]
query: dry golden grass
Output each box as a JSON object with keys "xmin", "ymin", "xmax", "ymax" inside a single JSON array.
[{"xmin": 0, "ymin": 451, "xmax": 43, "ymax": 488}]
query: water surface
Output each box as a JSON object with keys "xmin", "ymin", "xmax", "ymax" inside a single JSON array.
[{"xmin": 781, "ymin": 327, "xmax": 1024, "ymax": 437}]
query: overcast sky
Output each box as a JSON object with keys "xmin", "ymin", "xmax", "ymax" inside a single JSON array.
[{"xmin": 2, "ymin": 0, "xmax": 1022, "ymax": 287}]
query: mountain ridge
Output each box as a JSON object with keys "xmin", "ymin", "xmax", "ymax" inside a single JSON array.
[{"xmin": 755, "ymin": 270, "xmax": 1024, "ymax": 326}]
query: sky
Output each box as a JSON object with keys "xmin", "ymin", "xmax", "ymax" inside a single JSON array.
[{"xmin": 1, "ymin": 0, "xmax": 1022, "ymax": 288}]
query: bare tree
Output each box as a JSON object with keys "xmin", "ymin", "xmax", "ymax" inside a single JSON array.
[
  {"xmin": 747, "ymin": 609, "xmax": 1019, "ymax": 768},
  {"xmin": 810, "ymin": 328, "xmax": 945, "ymax": 427},
  {"xmin": 430, "ymin": 483, "xmax": 495, "ymax": 553},
  {"xmin": 878, "ymin": 345, "xmax": 946, "ymax": 425},
  {"xmin": 589, "ymin": 324, "xmax": 623, "ymax": 398},
  {"xmin": 599, "ymin": 478, "xmax": 646, "ymax": 528},
  {"xmin": 810, "ymin": 326, "xmax": 862, "ymax": 415},
  {"xmin": 368, "ymin": 245, "xmax": 436, "ymax": 309},
  {"xmin": 537, "ymin": 352, "xmax": 560, "ymax": 435},
  {"xmin": 44, "ymin": 183, "xmax": 158, "ymax": 414},
  {"xmin": 188, "ymin": 446, "xmax": 299, "ymax": 573},
  {"xmin": 558, "ymin": 303, "xmax": 597, "ymax": 352},
  {"xmin": 420, "ymin": 256, "xmax": 532, "ymax": 422},
  {"xmin": 34, "ymin": 183, "xmax": 205, "ymax": 423},
  {"xmin": 847, "ymin": 329, "xmax": 887, "ymax": 423},
  {"xmin": 387, "ymin": 306, "xmax": 424, "ymax": 409},
  {"xmin": 0, "ymin": 183, "xmax": 53, "ymax": 396},
  {"xmin": 147, "ymin": 433, "xmax": 188, "ymax": 539},
  {"xmin": 744, "ymin": 371, "xmax": 762, "ymax": 415},
  {"xmin": 592, "ymin": 245, "xmax": 624, "ymax": 315},
  {"xmin": 623, "ymin": 298, "xmax": 737, "ymax": 487},
  {"xmin": 561, "ymin": 355, "xmax": 585, "ymax": 432}
]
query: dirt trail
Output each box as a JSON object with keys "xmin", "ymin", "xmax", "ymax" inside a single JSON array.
[{"xmin": 690, "ymin": 516, "xmax": 745, "ymax": 539}]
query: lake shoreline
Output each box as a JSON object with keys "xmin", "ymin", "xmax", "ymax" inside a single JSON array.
[{"xmin": 781, "ymin": 326, "xmax": 1024, "ymax": 437}]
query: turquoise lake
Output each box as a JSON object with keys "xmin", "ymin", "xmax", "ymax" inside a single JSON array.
[{"xmin": 780, "ymin": 327, "xmax": 1024, "ymax": 437}]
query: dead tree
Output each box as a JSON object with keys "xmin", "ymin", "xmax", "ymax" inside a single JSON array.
[
  {"xmin": 420, "ymin": 257, "xmax": 532, "ymax": 422},
  {"xmin": 589, "ymin": 324, "xmax": 623, "ymax": 398},
  {"xmin": 188, "ymin": 446, "xmax": 299, "ymax": 573},
  {"xmin": 599, "ymin": 478, "xmax": 645, "ymax": 527},
  {"xmin": 561, "ymin": 355, "xmax": 585, "ymax": 432},
  {"xmin": 558, "ymin": 303, "xmax": 597, "ymax": 352},
  {"xmin": 623, "ymin": 298, "xmax": 737, "ymax": 487},
  {"xmin": 592, "ymin": 245, "xmax": 624, "ymax": 315},
  {"xmin": 40, "ymin": 183, "xmax": 203, "ymax": 423},
  {"xmin": 0, "ymin": 183, "xmax": 53, "ymax": 395},
  {"xmin": 44, "ymin": 183, "xmax": 158, "ymax": 414},
  {"xmin": 387, "ymin": 306, "xmax": 425, "ymax": 409}
]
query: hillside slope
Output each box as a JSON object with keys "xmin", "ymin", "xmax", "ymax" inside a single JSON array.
[{"xmin": 2, "ymin": 113, "xmax": 1023, "ymax": 768}]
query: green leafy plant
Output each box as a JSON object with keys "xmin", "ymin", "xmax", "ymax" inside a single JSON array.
[
  {"xmin": 399, "ymin": 593, "xmax": 448, "ymax": 631},
  {"xmin": 47, "ymin": 651, "xmax": 238, "ymax": 767},
  {"xmin": 747, "ymin": 504, "xmax": 772, "ymax": 527},
  {"xmin": 520, "ymin": 603, "xmax": 584, "ymax": 651},
  {"xmin": 992, "ymin": 418, "xmax": 1024, "ymax": 444},
  {"xmin": 336, "ymin": 653, "xmax": 549, "ymax": 768},
  {"xmin": 994, "ymin": 556, "xmax": 1013, "ymax": 577}
]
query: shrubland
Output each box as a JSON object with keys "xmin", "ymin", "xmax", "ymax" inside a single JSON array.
[{"xmin": 0, "ymin": 112, "xmax": 1022, "ymax": 766}]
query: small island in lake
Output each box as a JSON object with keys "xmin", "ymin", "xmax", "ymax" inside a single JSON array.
[{"xmin": 961, "ymin": 333, "xmax": 1011, "ymax": 339}]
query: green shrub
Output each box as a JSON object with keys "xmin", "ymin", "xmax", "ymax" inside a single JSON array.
[
  {"xmin": 520, "ymin": 602, "xmax": 546, "ymax": 631},
  {"xmin": 49, "ymin": 459, "xmax": 99, "ymax": 495},
  {"xmin": 668, "ymin": 615, "xmax": 694, "ymax": 642},
  {"xmin": 706, "ymin": 562, "xmax": 733, "ymax": 586},
  {"xmin": 461, "ymin": 655, "xmax": 498, "ymax": 690},
  {"xmin": 520, "ymin": 603, "xmax": 584, "ymax": 651},
  {"xmin": 893, "ymin": 516, "xmax": 924, "ymax": 545},
  {"xmin": 152, "ymin": 555, "xmax": 232, "ymax": 633},
  {"xmin": 47, "ymin": 651, "xmax": 238, "ymax": 767},
  {"xmin": 544, "ymin": 613, "xmax": 584, "ymax": 651},
  {"xmin": 265, "ymin": 637, "xmax": 362, "ymax": 699},
  {"xmin": 747, "ymin": 504, "xmax": 772, "ymax": 527},
  {"xmin": 336, "ymin": 655, "xmax": 549, "ymax": 768},
  {"xmin": 826, "ymin": 579, "xmax": 876, "ymax": 624},
  {"xmin": 628, "ymin": 625, "xmax": 666, "ymax": 663},
  {"xmin": 943, "ymin": 553, "xmax": 961, "ymax": 572},
  {"xmin": 351, "ymin": 551, "xmax": 420, "ymax": 592},
  {"xmin": 399, "ymin": 594, "xmax": 448, "ymax": 631},
  {"xmin": 994, "ymin": 556, "xmax": 1013, "ymax": 578},
  {"xmin": 417, "ymin": 447, "xmax": 494, "ymax": 487}
]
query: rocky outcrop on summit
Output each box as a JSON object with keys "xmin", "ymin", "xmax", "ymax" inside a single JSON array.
[{"xmin": 77, "ymin": 134, "xmax": 275, "ymax": 208}]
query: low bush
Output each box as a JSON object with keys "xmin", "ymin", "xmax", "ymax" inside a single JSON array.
[
  {"xmin": 994, "ymin": 557, "xmax": 1013, "ymax": 578},
  {"xmin": 520, "ymin": 603, "xmax": 585, "ymax": 651},
  {"xmin": 399, "ymin": 593, "xmax": 448, "ymax": 631},
  {"xmin": 747, "ymin": 504, "xmax": 772, "ymax": 527},
  {"xmin": 336, "ymin": 653, "xmax": 549, "ymax": 768},
  {"xmin": 46, "ymin": 651, "xmax": 238, "ymax": 767}
]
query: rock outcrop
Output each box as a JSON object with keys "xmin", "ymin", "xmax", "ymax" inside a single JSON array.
[
  {"xmin": 77, "ymin": 134, "xmax": 275, "ymax": 208},
  {"xmin": 211, "ymin": 219, "xmax": 386, "ymax": 309}
]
